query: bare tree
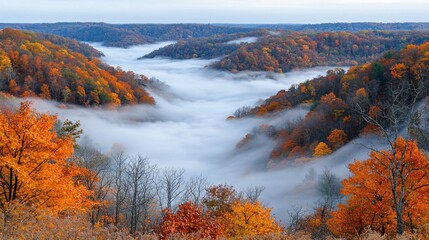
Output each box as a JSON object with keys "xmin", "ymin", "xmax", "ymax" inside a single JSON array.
[
  {"xmin": 286, "ymin": 205, "xmax": 306, "ymax": 234},
  {"xmin": 409, "ymin": 103, "xmax": 429, "ymax": 150},
  {"xmin": 110, "ymin": 145, "xmax": 129, "ymax": 228},
  {"xmin": 182, "ymin": 174, "xmax": 208, "ymax": 206},
  {"xmin": 313, "ymin": 168, "xmax": 342, "ymax": 238},
  {"xmin": 125, "ymin": 155, "xmax": 157, "ymax": 235},
  {"xmin": 317, "ymin": 169, "xmax": 342, "ymax": 210},
  {"xmin": 241, "ymin": 185, "xmax": 266, "ymax": 203},
  {"xmin": 74, "ymin": 139, "xmax": 112, "ymax": 226},
  {"xmin": 233, "ymin": 106, "xmax": 252, "ymax": 118},
  {"xmin": 155, "ymin": 167, "xmax": 185, "ymax": 211}
]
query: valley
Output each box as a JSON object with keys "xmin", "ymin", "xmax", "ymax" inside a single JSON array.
[
  {"xmin": 1, "ymin": 20, "xmax": 429, "ymax": 238},
  {"xmin": 29, "ymin": 42, "xmax": 352, "ymax": 220}
]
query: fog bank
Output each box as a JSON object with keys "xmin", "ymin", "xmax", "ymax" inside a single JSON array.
[
  {"xmin": 226, "ymin": 37, "xmax": 258, "ymax": 44},
  {"xmin": 26, "ymin": 43, "xmax": 380, "ymax": 219}
]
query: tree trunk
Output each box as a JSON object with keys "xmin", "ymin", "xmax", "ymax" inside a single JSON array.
[{"xmin": 396, "ymin": 210, "xmax": 404, "ymax": 235}]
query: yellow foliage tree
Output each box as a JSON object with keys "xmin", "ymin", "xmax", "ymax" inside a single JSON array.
[
  {"xmin": 110, "ymin": 93, "xmax": 121, "ymax": 106},
  {"xmin": 223, "ymin": 200, "xmax": 282, "ymax": 238},
  {"xmin": 0, "ymin": 54, "xmax": 11, "ymax": 72},
  {"xmin": 313, "ymin": 142, "xmax": 332, "ymax": 157},
  {"xmin": 0, "ymin": 102, "xmax": 92, "ymax": 216}
]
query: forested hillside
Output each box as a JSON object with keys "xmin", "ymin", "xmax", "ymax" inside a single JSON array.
[
  {"xmin": 0, "ymin": 28, "xmax": 154, "ymax": 106},
  {"xmin": 217, "ymin": 22, "xmax": 429, "ymax": 31},
  {"xmin": 214, "ymin": 31, "xmax": 429, "ymax": 72},
  {"xmin": 142, "ymin": 30, "xmax": 429, "ymax": 73},
  {"xmin": 3, "ymin": 22, "xmax": 429, "ymax": 48},
  {"xmin": 232, "ymin": 41, "xmax": 429, "ymax": 167},
  {"xmin": 142, "ymin": 31, "xmax": 263, "ymax": 59},
  {"xmin": 0, "ymin": 23, "xmax": 252, "ymax": 47}
]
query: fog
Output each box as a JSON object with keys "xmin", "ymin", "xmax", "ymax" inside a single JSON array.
[
  {"xmin": 226, "ymin": 37, "xmax": 258, "ymax": 45},
  {"xmin": 25, "ymin": 43, "xmax": 382, "ymax": 220}
]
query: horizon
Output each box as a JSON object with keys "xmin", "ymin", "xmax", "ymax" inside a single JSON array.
[
  {"xmin": 1, "ymin": 0, "xmax": 428, "ymax": 24},
  {"xmin": 2, "ymin": 21, "xmax": 429, "ymax": 25}
]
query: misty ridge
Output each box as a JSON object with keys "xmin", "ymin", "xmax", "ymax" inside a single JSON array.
[{"xmin": 3, "ymin": 42, "xmax": 393, "ymax": 221}]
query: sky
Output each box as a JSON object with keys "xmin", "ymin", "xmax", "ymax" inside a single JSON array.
[{"xmin": 1, "ymin": 0, "xmax": 429, "ymax": 24}]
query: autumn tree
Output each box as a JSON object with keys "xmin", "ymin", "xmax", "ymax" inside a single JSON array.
[
  {"xmin": 8, "ymin": 80, "xmax": 20, "ymax": 95},
  {"xmin": 0, "ymin": 54, "xmax": 11, "ymax": 72},
  {"xmin": 39, "ymin": 84, "xmax": 51, "ymax": 99},
  {"xmin": 159, "ymin": 202, "xmax": 222, "ymax": 239},
  {"xmin": 354, "ymin": 67, "xmax": 427, "ymax": 234},
  {"xmin": 328, "ymin": 137, "xmax": 429, "ymax": 237},
  {"xmin": 313, "ymin": 142, "xmax": 332, "ymax": 157},
  {"xmin": 223, "ymin": 200, "xmax": 283, "ymax": 238},
  {"xmin": 0, "ymin": 102, "xmax": 92, "ymax": 220},
  {"xmin": 327, "ymin": 129, "xmax": 348, "ymax": 150},
  {"xmin": 202, "ymin": 184, "xmax": 237, "ymax": 218}
]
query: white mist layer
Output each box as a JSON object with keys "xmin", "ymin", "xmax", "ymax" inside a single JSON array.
[
  {"xmin": 226, "ymin": 36, "xmax": 258, "ymax": 44},
  {"xmin": 27, "ymin": 43, "xmax": 379, "ymax": 220}
]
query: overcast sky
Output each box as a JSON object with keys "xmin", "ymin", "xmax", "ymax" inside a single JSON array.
[{"xmin": 1, "ymin": 0, "xmax": 428, "ymax": 24}]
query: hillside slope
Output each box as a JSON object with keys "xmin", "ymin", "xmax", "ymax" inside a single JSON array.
[
  {"xmin": 232, "ymin": 42, "xmax": 429, "ymax": 167},
  {"xmin": 141, "ymin": 31, "xmax": 264, "ymax": 59},
  {"xmin": 214, "ymin": 31, "xmax": 429, "ymax": 72},
  {"xmin": 0, "ymin": 28, "xmax": 154, "ymax": 106},
  {"xmin": 141, "ymin": 30, "xmax": 429, "ymax": 73}
]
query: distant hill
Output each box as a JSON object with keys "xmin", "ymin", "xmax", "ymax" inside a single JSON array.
[
  {"xmin": 3, "ymin": 22, "xmax": 429, "ymax": 49},
  {"xmin": 231, "ymin": 41, "xmax": 429, "ymax": 167},
  {"xmin": 0, "ymin": 28, "xmax": 154, "ymax": 106},
  {"xmin": 215, "ymin": 22, "xmax": 429, "ymax": 31},
  {"xmin": 141, "ymin": 31, "xmax": 265, "ymax": 59},
  {"xmin": 142, "ymin": 30, "xmax": 429, "ymax": 73},
  {"xmin": 0, "ymin": 23, "xmax": 253, "ymax": 47},
  {"xmin": 213, "ymin": 30, "xmax": 429, "ymax": 72}
]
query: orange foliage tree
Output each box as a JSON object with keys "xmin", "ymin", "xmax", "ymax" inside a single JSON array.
[
  {"xmin": 327, "ymin": 129, "xmax": 348, "ymax": 150},
  {"xmin": 159, "ymin": 202, "xmax": 222, "ymax": 239},
  {"xmin": 328, "ymin": 137, "xmax": 429, "ymax": 237},
  {"xmin": 355, "ymin": 87, "xmax": 367, "ymax": 97},
  {"xmin": 0, "ymin": 102, "xmax": 92, "ymax": 217},
  {"xmin": 390, "ymin": 63, "xmax": 408, "ymax": 80}
]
